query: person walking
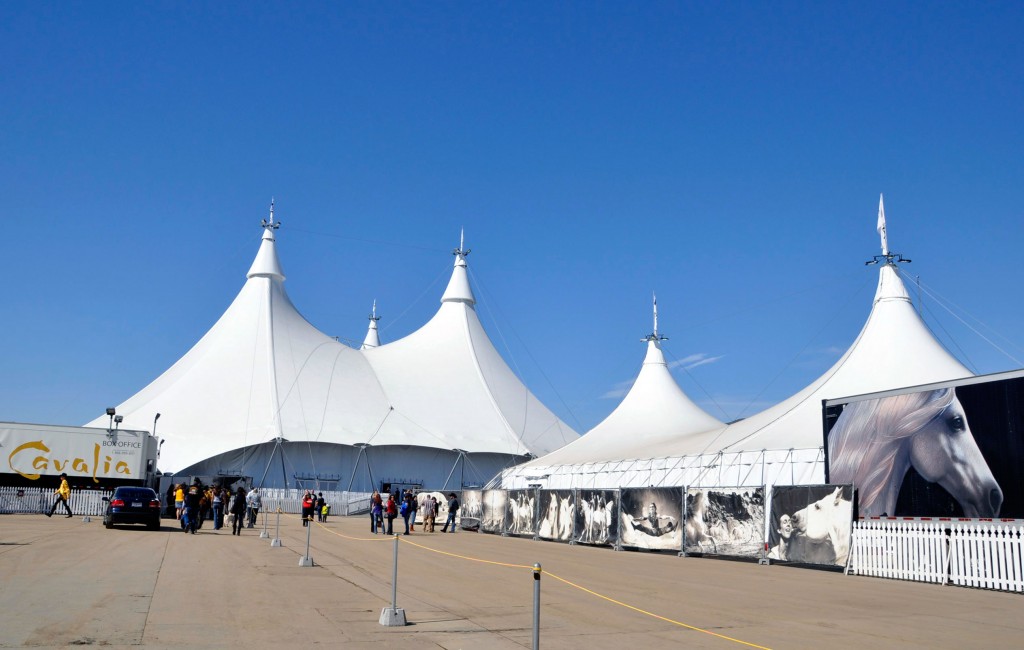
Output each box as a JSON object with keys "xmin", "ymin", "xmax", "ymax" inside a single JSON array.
[
  {"xmin": 370, "ymin": 491, "xmax": 383, "ymax": 534},
  {"xmin": 441, "ymin": 493, "xmax": 459, "ymax": 533},
  {"xmin": 422, "ymin": 494, "xmax": 436, "ymax": 533},
  {"xmin": 46, "ymin": 472, "xmax": 73, "ymax": 518},
  {"xmin": 400, "ymin": 491, "xmax": 413, "ymax": 535},
  {"xmin": 301, "ymin": 491, "xmax": 314, "ymax": 527},
  {"xmin": 315, "ymin": 492, "xmax": 325, "ymax": 522},
  {"xmin": 408, "ymin": 491, "xmax": 419, "ymax": 532},
  {"xmin": 174, "ymin": 484, "xmax": 185, "ymax": 525},
  {"xmin": 230, "ymin": 487, "xmax": 247, "ymax": 535},
  {"xmin": 247, "ymin": 487, "xmax": 261, "ymax": 528},
  {"xmin": 183, "ymin": 479, "xmax": 202, "ymax": 534},
  {"xmin": 211, "ymin": 487, "xmax": 224, "ymax": 531},
  {"xmin": 385, "ymin": 493, "xmax": 398, "ymax": 535}
]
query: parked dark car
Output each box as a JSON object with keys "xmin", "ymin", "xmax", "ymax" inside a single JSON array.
[{"xmin": 103, "ymin": 487, "xmax": 162, "ymax": 530}]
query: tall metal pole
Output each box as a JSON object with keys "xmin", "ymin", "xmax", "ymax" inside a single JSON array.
[
  {"xmin": 533, "ymin": 563, "xmax": 542, "ymax": 649},
  {"xmin": 299, "ymin": 515, "xmax": 313, "ymax": 566},
  {"xmin": 271, "ymin": 507, "xmax": 282, "ymax": 547},
  {"xmin": 391, "ymin": 534, "xmax": 399, "ymax": 610},
  {"xmin": 378, "ymin": 533, "xmax": 407, "ymax": 626}
]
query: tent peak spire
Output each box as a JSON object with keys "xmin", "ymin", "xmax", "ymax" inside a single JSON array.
[
  {"xmin": 260, "ymin": 198, "xmax": 281, "ymax": 241},
  {"xmin": 643, "ymin": 292, "xmax": 668, "ymax": 344},
  {"xmin": 361, "ymin": 299, "xmax": 381, "ymax": 349},
  {"xmin": 247, "ymin": 199, "xmax": 286, "ymax": 280},
  {"xmin": 865, "ymin": 194, "xmax": 911, "ymax": 268},
  {"xmin": 441, "ymin": 230, "xmax": 476, "ymax": 305}
]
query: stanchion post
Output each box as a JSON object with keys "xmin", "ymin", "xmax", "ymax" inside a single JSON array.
[
  {"xmin": 260, "ymin": 507, "xmax": 269, "ymax": 539},
  {"xmin": 379, "ymin": 534, "xmax": 407, "ymax": 626},
  {"xmin": 270, "ymin": 508, "xmax": 282, "ymax": 547},
  {"xmin": 299, "ymin": 515, "xmax": 313, "ymax": 566},
  {"xmin": 533, "ymin": 563, "xmax": 541, "ymax": 650}
]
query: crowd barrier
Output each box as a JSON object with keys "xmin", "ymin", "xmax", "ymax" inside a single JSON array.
[
  {"xmin": 848, "ymin": 519, "xmax": 1024, "ymax": 593},
  {"xmin": 0, "ymin": 486, "xmax": 112, "ymax": 516}
]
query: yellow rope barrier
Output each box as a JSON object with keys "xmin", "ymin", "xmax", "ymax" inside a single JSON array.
[
  {"xmin": 295, "ymin": 516, "xmax": 771, "ymax": 649},
  {"xmin": 543, "ymin": 569, "xmax": 771, "ymax": 650}
]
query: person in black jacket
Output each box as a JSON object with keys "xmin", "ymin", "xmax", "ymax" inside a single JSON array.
[
  {"xmin": 230, "ymin": 487, "xmax": 247, "ymax": 536},
  {"xmin": 183, "ymin": 479, "xmax": 202, "ymax": 534},
  {"xmin": 441, "ymin": 493, "xmax": 459, "ymax": 533}
]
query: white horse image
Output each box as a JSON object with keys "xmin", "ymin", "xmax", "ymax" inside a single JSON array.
[
  {"xmin": 557, "ymin": 495, "xmax": 574, "ymax": 540},
  {"xmin": 684, "ymin": 491, "xmax": 716, "ymax": 553},
  {"xmin": 829, "ymin": 387, "xmax": 1002, "ymax": 518},
  {"xmin": 789, "ymin": 487, "xmax": 853, "ymax": 565},
  {"xmin": 539, "ymin": 493, "xmax": 575, "ymax": 541}
]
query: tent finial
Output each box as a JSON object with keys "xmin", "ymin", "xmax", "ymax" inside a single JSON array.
[
  {"xmin": 643, "ymin": 292, "xmax": 668, "ymax": 343},
  {"xmin": 261, "ymin": 198, "xmax": 281, "ymax": 231},
  {"xmin": 865, "ymin": 194, "xmax": 910, "ymax": 267},
  {"xmin": 452, "ymin": 229, "xmax": 471, "ymax": 260},
  {"xmin": 877, "ymin": 193, "xmax": 889, "ymax": 256},
  {"xmin": 370, "ymin": 299, "xmax": 379, "ymax": 322}
]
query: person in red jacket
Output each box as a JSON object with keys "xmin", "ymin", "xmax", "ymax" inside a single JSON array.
[
  {"xmin": 385, "ymin": 493, "xmax": 398, "ymax": 535},
  {"xmin": 301, "ymin": 491, "xmax": 314, "ymax": 527}
]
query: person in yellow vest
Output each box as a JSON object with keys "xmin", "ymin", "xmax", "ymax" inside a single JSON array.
[{"xmin": 46, "ymin": 472, "xmax": 73, "ymax": 518}]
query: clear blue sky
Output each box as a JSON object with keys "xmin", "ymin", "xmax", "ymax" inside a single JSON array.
[{"xmin": 3, "ymin": 3, "xmax": 1022, "ymax": 435}]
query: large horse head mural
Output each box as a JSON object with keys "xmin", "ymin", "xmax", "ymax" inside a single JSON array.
[{"xmin": 829, "ymin": 387, "xmax": 1002, "ymax": 518}]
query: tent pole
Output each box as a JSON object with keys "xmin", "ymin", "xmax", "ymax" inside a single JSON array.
[
  {"xmin": 257, "ymin": 438, "xmax": 281, "ymax": 489},
  {"xmin": 346, "ymin": 446, "xmax": 365, "ymax": 493},
  {"xmin": 441, "ymin": 451, "xmax": 462, "ymax": 491}
]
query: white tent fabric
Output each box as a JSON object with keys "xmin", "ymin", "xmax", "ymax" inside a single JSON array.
[
  {"xmin": 86, "ymin": 223, "xmax": 579, "ymax": 488},
  {"xmin": 530, "ymin": 335, "xmax": 723, "ymax": 468},
  {"xmin": 501, "ymin": 261, "xmax": 972, "ymax": 489}
]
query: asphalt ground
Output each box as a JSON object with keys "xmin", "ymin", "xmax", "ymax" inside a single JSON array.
[{"xmin": 0, "ymin": 512, "xmax": 1020, "ymax": 649}]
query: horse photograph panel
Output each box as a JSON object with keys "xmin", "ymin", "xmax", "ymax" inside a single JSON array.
[
  {"xmin": 481, "ymin": 489, "xmax": 508, "ymax": 534},
  {"xmin": 769, "ymin": 484, "xmax": 853, "ymax": 567},
  {"xmin": 537, "ymin": 490, "xmax": 575, "ymax": 542},
  {"xmin": 619, "ymin": 487, "xmax": 683, "ymax": 552},
  {"xmin": 826, "ymin": 376, "xmax": 1024, "ymax": 518},
  {"xmin": 683, "ymin": 486, "xmax": 765, "ymax": 558},
  {"xmin": 573, "ymin": 489, "xmax": 619, "ymax": 547},
  {"xmin": 460, "ymin": 489, "xmax": 483, "ymax": 531},
  {"xmin": 506, "ymin": 488, "xmax": 539, "ymax": 537}
]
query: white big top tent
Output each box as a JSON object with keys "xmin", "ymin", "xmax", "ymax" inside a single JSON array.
[
  {"xmin": 87, "ymin": 208, "xmax": 579, "ymax": 491},
  {"xmin": 499, "ymin": 196, "xmax": 973, "ymax": 490}
]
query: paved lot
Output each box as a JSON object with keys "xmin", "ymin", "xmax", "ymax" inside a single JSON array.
[{"xmin": 0, "ymin": 513, "xmax": 1020, "ymax": 649}]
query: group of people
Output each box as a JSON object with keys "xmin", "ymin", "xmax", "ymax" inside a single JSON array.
[
  {"xmin": 300, "ymin": 490, "xmax": 330, "ymax": 525},
  {"xmin": 172, "ymin": 479, "xmax": 260, "ymax": 535},
  {"xmin": 368, "ymin": 490, "xmax": 460, "ymax": 535}
]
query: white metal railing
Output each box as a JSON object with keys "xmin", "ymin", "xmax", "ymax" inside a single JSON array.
[
  {"xmin": 0, "ymin": 487, "xmax": 113, "ymax": 516},
  {"xmin": 256, "ymin": 489, "xmax": 372, "ymax": 516},
  {"xmin": 849, "ymin": 519, "xmax": 1024, "ymax": 593}
]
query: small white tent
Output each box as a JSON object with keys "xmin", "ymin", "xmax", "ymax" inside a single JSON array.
[{"xmin": 524, "ymin": 296, "xmax": 723, "ymax": 468}]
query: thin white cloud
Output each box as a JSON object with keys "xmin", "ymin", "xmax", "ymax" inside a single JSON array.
[
  {"xmin": 600, "ymin": 380, "xmax": 634, "ymax": 400},
  {"xmin": 668, "ymin": 353, "xmax": 724, "ymax": 370}
]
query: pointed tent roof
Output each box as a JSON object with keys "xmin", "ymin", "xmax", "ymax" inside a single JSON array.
[
  {"xmin": 515, "ymin": 198, "xmax": 972, "ymax": 469},
  {"xmin": 87, "ymin": 220, "xmax": 579, "ymax": 472},
  {"xmin": 662, "ymin": 261, "xmax": 972, "ymax": 458},
  {"xmin": 533, "ymin": 298, "xmax": 724, "ymax": 466},
  {"xmin": 360, "ymin": 240, "xmax": 579, "ymax": 455}
]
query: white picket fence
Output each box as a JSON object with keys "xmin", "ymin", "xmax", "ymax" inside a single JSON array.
[
  {"xmin": 849, "ymin": 520, "xmax": 1024, "ymax": 593},
  {"xmin": 0, "ymin": 487, "xmax": 113, "ymax": 517}
]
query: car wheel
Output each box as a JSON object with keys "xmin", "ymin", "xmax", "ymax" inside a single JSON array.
[{"xmin": 104, "ymin": 520, "xmax": 113, "ymax": 529}]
